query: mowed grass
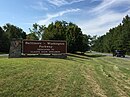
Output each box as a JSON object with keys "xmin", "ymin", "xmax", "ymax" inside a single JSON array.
[{"xmin": 0, "ymin": 54, "xmax": 130, "ymax": 97}]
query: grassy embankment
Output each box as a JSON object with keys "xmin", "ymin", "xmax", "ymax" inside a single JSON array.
[{"xmin": 0, "ymin": 53, "xmax": 130, "ymax": 97}]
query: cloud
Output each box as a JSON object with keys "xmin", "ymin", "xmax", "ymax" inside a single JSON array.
[
  {"xmin": 79, "ymin": 9, "xmax": 130, "ymax": 36},
  {"xmin": 30, "ymin": 1, "xmax": 48, "ymax": 11},
  {"xmin": 90, "ymin": 0, "xmax": 130, "ymax": 13},
  {"xmin": 77, "ymin": 0, "xmax": 130, "ymax": 36},
  {"xmin": 47, "ymin": 0, "xmax": 85, "ymax": 7},
  {"xmin": 30, "ymin": 0, "xmax": 130, "ymax": 36},
  {"xmin": 37, "ymin": 8, "xmax": 80, "ymax": 25}
]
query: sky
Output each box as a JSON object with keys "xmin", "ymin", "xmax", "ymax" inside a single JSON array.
[{"xmin": 0, "ymin": 0, "xmax": 130, "ymax": 36}]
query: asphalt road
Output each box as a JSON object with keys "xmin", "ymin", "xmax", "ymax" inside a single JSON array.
[
  {"xmin": 0, "ymin": 54, "xmax": 8, "ymax": 57},
  {"xmin": 92, "ymin": 51, "xmax": 130, "ymax": 60}
]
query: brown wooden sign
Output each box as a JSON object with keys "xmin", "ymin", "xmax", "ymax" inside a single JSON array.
[{"xmin": 22, "ymin": 40, "xmax": 67, "ymax": 54}]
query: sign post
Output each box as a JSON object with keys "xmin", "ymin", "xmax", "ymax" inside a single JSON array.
[{"xmin": 9, "ymin": 39, "xmax": 22, "ymax": 58}]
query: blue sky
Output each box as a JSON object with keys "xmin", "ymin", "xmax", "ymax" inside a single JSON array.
[{"xmin": 0, "ymin": 0, "xmax": 130, "ymax": 36}]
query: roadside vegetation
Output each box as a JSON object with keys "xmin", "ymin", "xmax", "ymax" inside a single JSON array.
[
  {"xmin": 0, "ymin": 14, "xmax": 130, "ymax": 97},
  {"xmin": 0, "ymin": 53, "xmax": 130, "ymax": 97},
  {"xmin": 92, "ymin": 15, "xmax": 130, "ymax": 54},
  {"xmin": 0, "ymin": 21, "xmax": 90, "ymax": 54}
]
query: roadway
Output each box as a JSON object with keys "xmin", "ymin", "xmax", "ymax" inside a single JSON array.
[
  {"xmin": 0, "ymin": 54, "xmax": 8, "ymax": 57},
  {"xmin": 91, "ymin": 51, "xmax": 130, "ymax": 60}
]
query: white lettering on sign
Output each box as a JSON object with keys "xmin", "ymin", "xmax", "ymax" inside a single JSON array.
[
  {"xmin": 47, "ymin": 42, "xmax": 64, "ymax": 45},
  {"xmin": 39, "ymin": 45, "xmax": 53, "ymax": 48},
  {"xmin": 23, "ymin": 40, "xmax": 67, "ymax": 54},
  {"xmin": 25, "ymin": 42, "xmax": 42, "ymax": 45}
]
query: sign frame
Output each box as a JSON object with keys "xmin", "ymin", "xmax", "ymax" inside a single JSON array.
[{"xmin": 22, "ymin": 40, "xmax": 67, "ymax": 54}]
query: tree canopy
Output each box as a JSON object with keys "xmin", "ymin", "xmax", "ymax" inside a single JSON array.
[
  {"xmin": 42, "ymin": 21, "xmax": 90, "ymax": 53},
  {"xmin": 29, "ymin": 23, "xmax": 45, "ymax": 40},
  {"xmin": 92, "ymin": 15, "xmax": 130, "ymax": 54},
  {"xmin": 0, "ymin": 23, "xmax": 26, "ymax": 52},
  {"xmin": 0, "ymin": 21, "xmax": 90, "ymax": 53}
]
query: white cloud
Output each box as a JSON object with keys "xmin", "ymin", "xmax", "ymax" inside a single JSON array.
[
  {"xmin": 90, "ymin": 0, "xmax": 130, "ymax": 13},
  {"xmin": 67, "ymin": 0, "xmax": 85, "ymax": 5},
  {"xmin": 78, "ymin": 0, "xmax": 130, "ymax": 36},
  {"xmin": 30, "ymin": 1, "xmax": 48, "ymax": 11},
  {"xmin": 31, "ymin": 0, "xmax": 130, "ymax": 36},
  {"xmin": 90, "ymin": 0, "xmax": 116, "ymax": 13},
  {"xmin": 79, "ymin": 9, "xmax": 130, "ymax": 36},
  {"xmin": 48, "ymin": 0, "xmax": 66, "ymax": 7},
  {"xmin": 47, "ymin": 0, "xmax": 85, "ymax": 7},
  {"xmin": 37, "ymin": 8, "xmax": 80, "ymax": 25}
]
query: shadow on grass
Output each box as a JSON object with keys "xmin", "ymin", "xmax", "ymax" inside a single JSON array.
[
  {"xmin": 21, "ymin": 54, "xmax": 67, "ymax": 59},
  {"xmin": 4, "ymin": 53, "xmax": 106, "ymax": 60},
  {"xmin": 68, "ymin": 54, "xmax": 89, "ymax": 60},
  {"xmin": 83, "ymin": 54, "xmax": 106, "ymax": 58},
  {"xmin": 68, "ymin": 53, "xmax": 106, "ymax": 59}
]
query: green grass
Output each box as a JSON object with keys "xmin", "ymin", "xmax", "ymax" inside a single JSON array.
[{"xmin": 0, "ymin": 54, "xmax": 130, "ymax": 97}]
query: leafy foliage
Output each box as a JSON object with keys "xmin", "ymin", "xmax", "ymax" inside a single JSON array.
[
  {"xmin": 26, "ymin": 33, "xmax": 39, "ymax": 40},
  {"xmin": 92, "ymin": 15, "xmax": 130, "ymax": 54},
  {"xmin": 42, "ymin": 21, "xmax": 90, "ymax": 53},
  {"xmin": 0, "ymin": 21, "xmax": 89, "ymax": 53},
  {"xmin": 29, "ymin": 23, "xmax": 45, "ymax": 40},
  {"xmin": 0, "ymin": 23, "xmax": 26, "ymax": 52}
]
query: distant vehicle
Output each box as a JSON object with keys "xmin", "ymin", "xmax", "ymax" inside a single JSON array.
[{"xmin": 113, "ymin": 50, "xmax": 126, "ymax": 57}]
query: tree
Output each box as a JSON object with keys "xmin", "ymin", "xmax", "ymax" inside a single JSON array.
[
  {"xmin": 26, "ymin": 33, "xmax": 39, "ymax": 40},
  {"xmin": 3, "ymin": 23, "xmax": 26, "ymax": 40},
  {"xmin": 42, "ymin": 21, "xmax": 66, "ymax": 40},
  {"xmin": 1, "ymin": 23, "xmax": 26, "ymax": 52},
  {"xmin": 80, "ymin": 34, "xmax": 90, "ymax": 54},
  {"xmin": 42, "ymin": 21, "xmax": 90, "ymax": 53},
  {"xmin": 0, "ymin": 27, "xmax": 4, "ymax": 38},
  {"xmin": 92, "ymin": 15, "xmax": 130, "ymax": 54},
  {"xmin": 29, "ymin": 23, "xmax": 45, "ymax": 40},
  {"xmin": 66, "ymin": 22, "xmax": 83, "ymax": 53},
  {"xmin": 0, "ymin": 26, "xmax": 8, "ymax": 52}
]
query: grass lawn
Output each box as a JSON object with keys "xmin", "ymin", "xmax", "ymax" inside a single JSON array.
[{"xmin": 0, "ymin": 53, "xmax": 130, "ymax": 97}]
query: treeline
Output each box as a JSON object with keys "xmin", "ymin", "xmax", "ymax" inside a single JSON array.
[
  {"xmin": 0, "ymin": 21, "xmax": 90, "ymax": 53},
  {"xmin": 92, "ymin": 15, "xmax": 130, "ymax": 54},
  {"xmin": 29, "ymin": 21, "xmax": 90, "ymax": 53},
  {"xmin": 0, "ymin": 24, "xmax": 26, "ymax": 52}
]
